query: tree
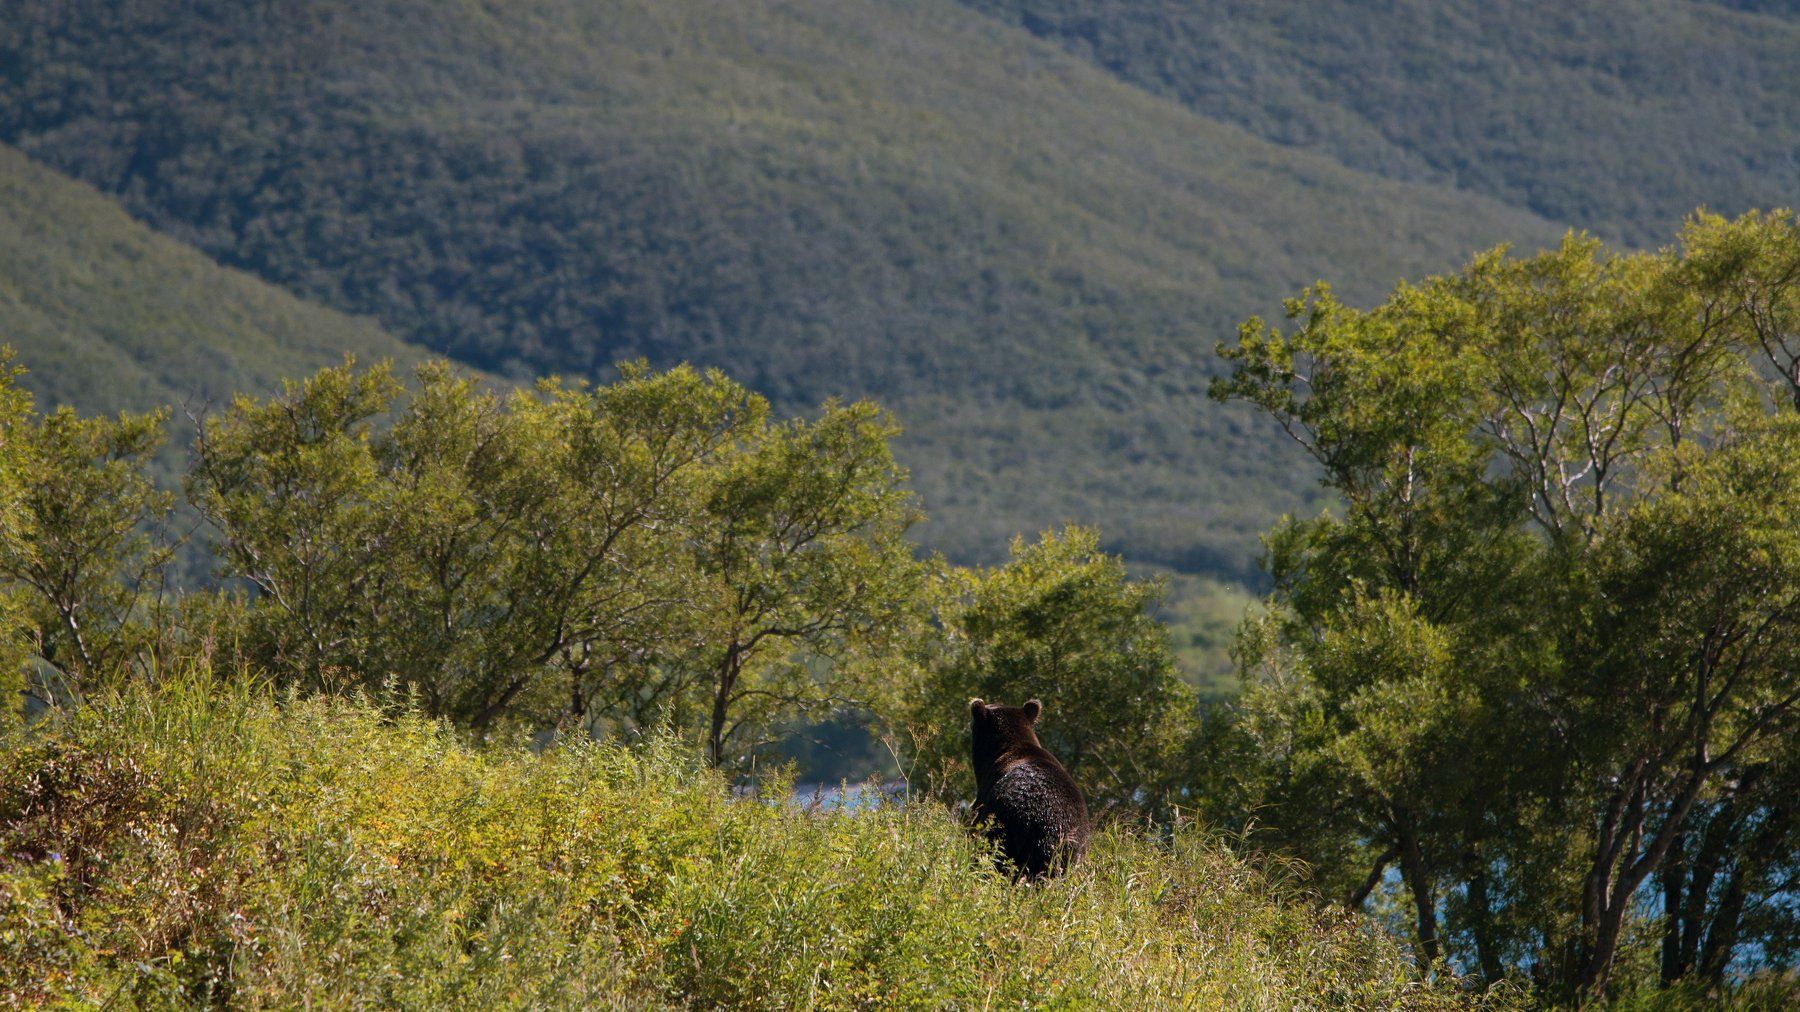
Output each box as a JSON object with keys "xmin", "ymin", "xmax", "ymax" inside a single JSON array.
[
  {"xmin": 188, "ymin": 356, "xmax": 925, "ymax": 753},
  {"xmin": 187, "ymin": 360, "xmax": 403, "ymax": 693},
  {"xmin": 1682, "ymin": 209, "xmax": 1800, "ymax": 410},
  {"xmin": 1208, "ymin": 271, "xmax": 1538, "ymax": 972},
  {"xmin": 188, "ymin": 358, "xmax": 762, "ymax": 732},
  {"xmin": 0, "ymin": 389, "xmax": 175, "ymax": 699},
  {"xmin": 511, "ymin": 360, "xmax": 766, "ymax": 735},
  {"xmin": 1208, "ymin": 214, "xmax": 1800, "ymax": 999},
  {"xmin": 0, "ymin": 351, "xmax": 37, "ymax": 724},
  {"xmin": 684, "ymin": 400, "xmax": 924, "ymax": 767},
  {"xmin": 1566, "ymin": 419, "xmax": 1800, "ymax": 994}
]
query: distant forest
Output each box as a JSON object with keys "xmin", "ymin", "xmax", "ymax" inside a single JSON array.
[
  {"xmin": 966, "ymin": 0, "xmax": 1800, "ymax": 245},
  {"xmin": 0, "ymin": 0, "xmax": 1577, "ymax": 580}
]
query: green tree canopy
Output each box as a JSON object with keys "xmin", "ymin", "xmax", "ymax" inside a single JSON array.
[
  {"xmin": 0, "ymin": 358, "xmax": 174, "ymax": 702},
  {"xmin": 686, "ymin": 400, "xmax": 925, "ymax": 767},
  {"xmin": 1209, "ymin": 211, "xmax": 1800, "ymax": 999},
  {"xmin": 188, "ymin": 357, "xmax": 925, "ymax": 760}
]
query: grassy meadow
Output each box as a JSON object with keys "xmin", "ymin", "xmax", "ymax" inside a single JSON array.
[{"xmin": 1, "ymin": 677, "xmax": 1504, "ymax": 1010}]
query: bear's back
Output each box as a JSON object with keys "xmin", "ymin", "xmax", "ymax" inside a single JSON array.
[
  {"xmin": 983, "ymin": 752, "xmax": 1090, "ymax": 876},
  {"xmin": 968, "ymin": 698, "xmax": 1090, "ymax": 879}
]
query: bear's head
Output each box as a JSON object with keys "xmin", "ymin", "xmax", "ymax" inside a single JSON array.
[{"xmin": 969, "ymin": 698, "xmax": 1043, "ymax": 782}]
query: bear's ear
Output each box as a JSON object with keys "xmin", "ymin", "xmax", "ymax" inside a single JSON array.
[
  {"xmin": 969, "ymin": 697, "xmax": 986, "ymax": 717},
  {"xmin": 1022, "ymin": 699, "xmax": 1041, "ymax": 723}
]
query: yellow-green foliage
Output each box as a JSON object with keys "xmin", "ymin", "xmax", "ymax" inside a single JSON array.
[{"xmin": 0, "ymin": 678, "xmax": 1510, "ymax": 1009}]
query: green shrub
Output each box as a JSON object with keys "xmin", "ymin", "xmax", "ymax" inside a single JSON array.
[{"xmin": 0, "ymin": 675, "xmax": 1508, "ymax": 1009}]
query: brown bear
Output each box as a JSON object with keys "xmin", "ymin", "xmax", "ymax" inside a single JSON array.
[{"xmin": 968, "ymin": 698, "xmax": 1090, "ymax": 879}]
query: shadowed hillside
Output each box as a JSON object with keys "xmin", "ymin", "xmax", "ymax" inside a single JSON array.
[{"xmin": 0, "ymin": 0, "xmax": 1559, "ymax": 577}]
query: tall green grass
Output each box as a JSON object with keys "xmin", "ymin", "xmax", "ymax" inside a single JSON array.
[{"xmin": 0, "ymin": 676, "xmax": 1510, "ymax": 1008}]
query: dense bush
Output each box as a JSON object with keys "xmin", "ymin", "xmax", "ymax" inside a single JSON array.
[{"xmin": 0, "ymin": 678, "xmax": 1503, "ymax": 1009}]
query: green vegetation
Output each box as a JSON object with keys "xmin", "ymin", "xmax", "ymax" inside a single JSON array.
[
  {"xmin": 0, "ymin": 0, "xmax": 1556, "ymax": 577},
  {"xmin": 185, "ymin": 358, "xmax": 923, "ymax": 763},
  {"xmin": 965, "ymin": 0, "xmax": 1800, "ymax": 247},
  {"xmin": 11, "ymin": 1, "xmax": 1788, "ymax": 575},
  {"xmin": 0, "ymin": 679, "xmax": 1501, "ymax": 1009},
  {"xmin": 1204, "ymin": 211, "xmax": 1800, "ymax": 1001},
  {"xmin": 908, "ymin": 526, "xmax": 1193, "ymax": 814},
  {"xmin": 2, "ymin": 211, "xmax": 1799, "ymax": 1005},
  {"xmin": 4, "ymin": 0, "xmax": 1800, "ymax": 995},
  {"xmin": 0, "ymin": 376, "xmax": 174, "ymax": 697},
  {"xmin": 0, "ymin": 352, "xmax": 1175, "ymax": 790},
  {"xmin": 0, "ymin": 142, "xmax": 441, "ymax": 584},
  {"xmin": 0, "ymin": 144, "xmax": 425, "ymax": 435}
]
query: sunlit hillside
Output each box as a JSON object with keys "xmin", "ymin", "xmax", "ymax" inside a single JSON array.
[{"xmin": 0, "ymin": 143, "xmax": 425, "ymax": 428}]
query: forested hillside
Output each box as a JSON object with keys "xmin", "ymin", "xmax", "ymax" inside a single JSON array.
[
  {"xmin": 7, "ymin": 1, "xmax": 1800, "ymax": 1004},
  {"xmin": 0, "ymin": 143, "xmax": 425, "ymax": 430},
  {"xmin": 965, "ymin": 0, "xmax": 1800, "ymax": 245},
  {"xmin": 4, "ymin": 215, "xmax": 1798, "ymax": 1004},
  {"xmin": 0, "ymin": 0, "xmax": 1558, "ymax": 577}
]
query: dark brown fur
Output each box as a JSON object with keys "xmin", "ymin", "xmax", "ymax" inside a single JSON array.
[{"xmin": 968, "ymin": 698, "xmax": 1090, "ymax": 879}]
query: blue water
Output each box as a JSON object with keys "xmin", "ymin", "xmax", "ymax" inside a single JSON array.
[{"xmin": 789, "ymin": 781, "xmax": 907, "ymax": 812}]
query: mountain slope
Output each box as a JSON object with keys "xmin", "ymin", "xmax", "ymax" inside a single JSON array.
[
  {"xmin": 0, "ymin": 143, "xmax": 425, "ymax": 425},
  {"xmin": 0, "ymin": 0, "xmax": 1560, "ymax": 576},
  {"xmin": 962, "ymin": 0, "xmax": 1800, "ymax": 246}
]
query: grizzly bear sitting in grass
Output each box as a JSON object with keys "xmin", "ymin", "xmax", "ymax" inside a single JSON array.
[{"xmin": 968, "ymin": 698, "xmax": 1090, "ymax": 879}]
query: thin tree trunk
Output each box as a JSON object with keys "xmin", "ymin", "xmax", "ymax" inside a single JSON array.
[
  {"xmin": 1395, "ymin": 811, "xmax": 1441, "ymax": 967},
  {"xmin": 1583, "ymin": 904, "xmax": 1630, "ymax": 999},
  {"xmin": 1348, "ymin": 842, "xmax": 1400, "ymax": 909},
  {"xmin": 1698, "ymin": 865, "xmax": 1749, "ymax": 983},
  {"xmin": 468, "ymin": 675, "xmax": 530, "ymax": 731},
  {"xmin": 1468, "ymin": 863, "xmax": 1504, "ymax": 983},
  {"xmin": 1580, "ymin": 780, "xmax": 1706, "ymax": 999},
  {"xmin": 1660, "ymin": 831, "xmax": 1687, "ymax": 985},
  {"xmin": 1700, "ymin": 792, "xmax": 1788, "ymax": 982},
  {"xmin": 708, "ymin": 641, "xmax": 741, "ymax": 767},
  {"xmin": 1680, "ymin": 806, "xmax": 1736, "ymax": 976},
  {"xmin": 570, "ymin": 669, "xmax": 585, "ymax": 722}
]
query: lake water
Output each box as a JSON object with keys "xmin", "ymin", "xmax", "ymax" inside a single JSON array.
[{"xmin": 789, "ymin": 781, "xmax": 907, "ymax": 812}]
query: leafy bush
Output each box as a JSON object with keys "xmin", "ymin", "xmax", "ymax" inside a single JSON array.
[{"xmin": 0, "ymin": 677, "xmax": 1506, "ymax": 1009}]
